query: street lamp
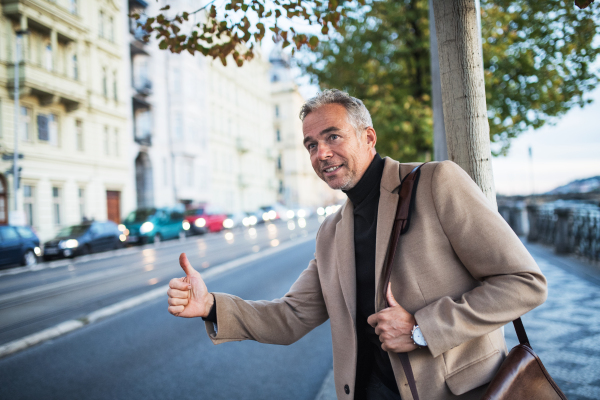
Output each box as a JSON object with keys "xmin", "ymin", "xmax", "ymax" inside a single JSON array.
[{"xmin": 12, "ymin": 29, "xmax": 28, "ymax": 214}]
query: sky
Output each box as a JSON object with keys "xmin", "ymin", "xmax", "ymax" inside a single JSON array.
[{"xmin": 491, "ymin": 88, "xmax": 600, "ymax": 195}]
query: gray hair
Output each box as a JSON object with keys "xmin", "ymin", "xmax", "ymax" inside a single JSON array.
[{"xmin": 299, "ymin": 89, "xmax": 373, "ymax": 137}]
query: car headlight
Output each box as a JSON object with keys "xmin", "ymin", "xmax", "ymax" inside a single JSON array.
[
  {"xmin": 119, "ymin": 234, "xmax": 126, "ymax": 242},
  {"xmin": 34, "ymin": 247, "xmax": 41, "ymax": 256},
  {"xmin": 182, "ymin": 221, "xmax": 191, "ymax": 230},
  {"xmin": 268, "ymin": 210, "xmax": 277, "ymax": 220},
  {"xmin": 60, "ymin": 239, "xmax": 79, "ymax": 249},
  {"xmin": 262, "ymin": 212, "xmax": 269, "ymax": 221},
  {"xmin": 195, "ymin": 218, "xmax": 206, "ymax": 228},
  {"xmin": 118, "ymin": 224, "xmax": 126, "ymax": 232},
  {"xmin": 242, "ymin": 217, "xmax": 249, "ymax": 227},
  {"xmin": 287, "ymin": 210, "xmax": 295, "ymax": 219},
  {"xmin": 249, "ymin": 216, "xmax": 257, "ymax": 225},
  {"xmin": 223, "ymin": 219, "xmax": 234, "ymax": 229},
  {"xmin": 140, "ymin": 221, "xmax": 154, "ymax": 234},
  {"xmin": 297, "ymin": 209, "xmax": 306, "ymax": 218}
]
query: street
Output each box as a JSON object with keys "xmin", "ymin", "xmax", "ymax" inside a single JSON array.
[
  {"xmin": 1, "ymin": 217, "xmax": 600, "ymax": 400},
  {"xmin": 0, "ymin": 217, "xmax": 334, "ymax": 400}
]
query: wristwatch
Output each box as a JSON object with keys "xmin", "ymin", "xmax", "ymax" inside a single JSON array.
[{"xmin": 411, "ymin": 325, "xmax": 427, "ymax": 347}]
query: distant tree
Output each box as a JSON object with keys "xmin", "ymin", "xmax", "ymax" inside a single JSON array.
[
  {"xmin": 482, "ymin": 0, "xmax": 600, "ymax": 155},
  {"xmin": 303, "ymin": 0, "xmax": 600, "ymax": 161},
  {"xmin": 302, "ymin": 1, "xmax": 432, "ymax": 162}
]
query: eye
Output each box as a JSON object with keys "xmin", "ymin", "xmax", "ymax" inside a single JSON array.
[
  {"xmin": 306, "ymin": 143, "xmax": 316, "ymax": 151},
  {"xmin": 329, "ymin": 134, "xmax": 339, "ymax": 140}
]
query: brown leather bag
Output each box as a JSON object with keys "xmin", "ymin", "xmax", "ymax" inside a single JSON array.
[{"xmin": 384, "ymin": 164, "xmax": 568, "ymax": 400}]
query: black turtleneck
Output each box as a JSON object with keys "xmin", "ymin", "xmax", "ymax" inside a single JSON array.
[{"xmin": 344, "ymin": 153, "xmax": 400, "ymax": 398}]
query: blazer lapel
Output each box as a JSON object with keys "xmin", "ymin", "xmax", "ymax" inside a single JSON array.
[
  {"xmin": 335, "ymin": 199, "xmax": 357, "ymax": 324},
  {"xmin": 374, "ymin": 158, "xmax": 402, "ymax": 312}
]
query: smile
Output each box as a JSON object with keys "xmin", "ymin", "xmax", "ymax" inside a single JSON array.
[{"xmin": 324, "ymin": 165, "xmax": 342, "ymax": 173}]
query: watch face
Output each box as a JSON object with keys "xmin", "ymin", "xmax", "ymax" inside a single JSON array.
[{"xmin": 413, "ymin": 327, "xmax": 427, "ymax": 346}]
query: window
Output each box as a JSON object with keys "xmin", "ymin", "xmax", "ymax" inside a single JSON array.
[
  {"xmin": 275, "ymin": 105, "xmax": 279, "ymax": 117},
  {"xmin": 75, "ymin": 120, "xmax": 84, "ymax": 151},
  {"xmin": 37, "ymin": 114, "xmax": 58, "ymax": 145},
  {"xmin": 20, "ymin": 106, "xmax": 32, "ymax": 141},
  {"xmin": 45, "ymin": 44, "xmax": 53, "ymax": 71},
  {"xmin": 52, "ymin": 187, "xmax": 61, "ymax": 225},
  {"xmin": 104, "ymin": 126, "xmax": 110, "ymax": 156},
  {"xmin": 277, "ymin": 156, "xmax": 282, "ymax": 171},
  {"xmin": 114, "ymin": 129, "xmax": 119, "ymax": 157},
  {"xmin": 99, "ymin": 11, "xmax": 104, "ymax": 38},
  {"xmin": 78, "ymin": 188, "xmax": 85, "ymax": 221},
  {"xmin": 48, "ymin": 114, "xmax": 58, "ymax": 146},
  {"xmin": 276, "ymin": 129, "xmax": 281, "ymax": 142},
  {"xmin": 109, "ymin": 16, "xmax": 114, "ymax": 42},
  {"xmin": 175, "ymin": 113, "xmax": 183, "ymax": 139},
  {"xmin": 102, "ymin": 68, "xmax": 108, "ymax": 97},
  {"xmin": 113, "ymin": 71, "xmax": 118, "ymax": 101},
  {"xmin": 24, "ymin": 185, "xmax": 34, "ymax": 226},
  {"xmin": 73, "ymin": 54, "xmax": 78, "ymax": 80},
  {"xmin": 70, "ymin": 0, "xmax": 78, "ymax": 15}
]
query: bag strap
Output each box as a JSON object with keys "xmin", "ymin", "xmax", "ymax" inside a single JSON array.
[
  {"xmin": 382, "ymin": 163, "xmax": 426, "ymax": 400},
  {"xmin": 383, "ymin": 162, "xmax": 532, "ymax": 400}
]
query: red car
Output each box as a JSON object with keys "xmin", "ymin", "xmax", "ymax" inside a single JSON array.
[{"xmin": 184, "ymin": 206, "xmax": 228, "ymax": 234}]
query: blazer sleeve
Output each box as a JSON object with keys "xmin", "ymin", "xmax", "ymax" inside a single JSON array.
[
  {"xmin": 414, "ymin": 161, "xmax": 548, "ymax": 358},
  {"xmin": 204, "ymin": 256, "xmax": 329, "ymax": 346}
]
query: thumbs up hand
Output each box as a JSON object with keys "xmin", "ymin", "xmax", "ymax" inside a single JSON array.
[
  {"xmin": 168, "ymin": 253, "xmax": 214, "ymax": 318},
  {"xmin": 366, "ymin": 283, "xmax": 418, "ymax": 353}
]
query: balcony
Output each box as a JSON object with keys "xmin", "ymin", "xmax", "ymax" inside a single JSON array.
[
  {"xmin": 7, "ymin": 62, "xmax": 85, "ymax": 111},
  {"xmin": 133, "ymin": 79, "xmax": 152, "ymax": 96},
  {"xmin": 236, "ymin": 137, "xmax": 251, "ymax": 153},
  {"xmin": 238, "ymin": 174, "xmax": 249, "ymax": 188},
  {"xmin": 2, "ymin": 0, "xmax": 86, "ymax": 36}
]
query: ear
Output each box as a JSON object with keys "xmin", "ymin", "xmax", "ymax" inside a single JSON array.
[{"xmin": 364, "ymin": 127, "xmax": 377, "ymax": 151}]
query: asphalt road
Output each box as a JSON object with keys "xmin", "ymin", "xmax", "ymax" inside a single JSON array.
[
  {"xmin": 0, "ymin": 218, "xmax": 321, "ymax": 346},
  {"xmin": 0, "ymin": 219, "xmax": 333, "ymax": 400}
]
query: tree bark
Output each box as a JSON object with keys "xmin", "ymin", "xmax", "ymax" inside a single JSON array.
[
  {"xmin": 431, "ymin": 0, "xmax": 497, "ymax": 208},
  {"xmin": 429, "ymin": 0, "xmax": 448, "ymax": 162}
]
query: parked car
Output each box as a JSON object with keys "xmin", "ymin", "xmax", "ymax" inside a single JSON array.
[
  {"xmin": 43, "ymin": 221, "xmax": 122, "ymax": 260},
  {"xmin": 184, "ymin": 206, "xmax": 228, "ymax": 234},
  {"xmin": 0, "ymin": 225, "xmax": 41, "ymax": 268},
  {"xmin": 123, "ymin": 207, "xmax": 185, "ymax": 244}
]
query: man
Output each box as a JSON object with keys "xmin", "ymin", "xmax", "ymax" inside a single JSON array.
[{"xmin": 167, "ymin": 90, "xmax": 547, "ymax": 399}]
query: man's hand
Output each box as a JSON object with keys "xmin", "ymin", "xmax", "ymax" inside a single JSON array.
[
  {"xmin": 367, "ymin": 283, "xmax": 418, "ymax": 353},
  {"xmin": 167, "ymin": 253, "xmax": 214, "ymax": 318}
]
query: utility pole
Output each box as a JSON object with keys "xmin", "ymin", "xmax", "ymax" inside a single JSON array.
[{"xmin": 12, "ymin": 29, "xmax": 28, "ymax": 214}]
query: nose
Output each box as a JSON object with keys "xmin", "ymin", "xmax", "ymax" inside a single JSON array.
[{"xmin": 316, "ymin": 142, "xmax": 332, "ymax": 160}]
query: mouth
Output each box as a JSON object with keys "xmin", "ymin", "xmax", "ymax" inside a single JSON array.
[{"xmin": 322, "ymin": 164, "xmax": 343, "ymax": 176}]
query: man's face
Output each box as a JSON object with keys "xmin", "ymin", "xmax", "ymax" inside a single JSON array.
[{"xmin": 302, "ymin": 104, "xmax": 376, "ymax": 190}]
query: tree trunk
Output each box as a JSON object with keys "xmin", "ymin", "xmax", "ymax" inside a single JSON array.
[
  {"xmin": 429, "ymin": 0, "xmax": 448, "ymax": 162},
  {"xmin": 431, "ymin": 0, "xmax": 497, "ymax": 209}
]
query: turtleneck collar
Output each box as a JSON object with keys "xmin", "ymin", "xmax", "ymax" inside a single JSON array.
[{"xmin": 343, "ymin": 153, "xmax": 384, "ymax": 206}]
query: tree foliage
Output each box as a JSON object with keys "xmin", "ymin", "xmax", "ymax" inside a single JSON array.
[
  {"xmin": 132, "ymin": 0, "xmax": 360, "ymax": 66},
  {"xmin": 482, "ymin": 0, "xmax": 600, "ymax": 154},
  {"xmin": 302, "ymin": 0, "xmax": 433, "ymax": 162},
  {"xmin": 304, "ymin": 0, "xmax": 600, "ymax": 159}
]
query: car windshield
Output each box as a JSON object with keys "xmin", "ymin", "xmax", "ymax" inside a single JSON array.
[
  {"xmin": 124, "ymin": 209, "xmax": 156, "ymax": 223},
  {"xmin": 57, "ymin": 225, "xmax": 90, "ymax": 237},
  {"xmin": 184, "ymin": 209, "xmax": 204, "ymax": 216}
]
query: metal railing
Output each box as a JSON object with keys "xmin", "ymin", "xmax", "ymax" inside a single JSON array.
[{"xmin": 500, "ymin": 199, "xmax": 600, "ymax": 262}]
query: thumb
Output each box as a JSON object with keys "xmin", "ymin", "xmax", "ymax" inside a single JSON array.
[
  {"xmin": 179, "ymin": 253, "xmax": 199, "ymax": 277},
  {"xmin": 386, "ymin": 282, "xmax": 400, "ymax": 308}
]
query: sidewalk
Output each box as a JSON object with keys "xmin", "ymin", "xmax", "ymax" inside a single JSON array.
[{"xmin": 315, "ymin": 242, "xmax": 600, "ymax": 400}]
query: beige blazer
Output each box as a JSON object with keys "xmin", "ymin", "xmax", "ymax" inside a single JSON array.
[{"xmin": 205, "ymin": 159, "xmax": 547, "ymax": 400}]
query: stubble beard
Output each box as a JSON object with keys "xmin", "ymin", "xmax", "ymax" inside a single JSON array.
[{"xmin": 325, "ymin": 168, "xmax": 355, "ymax": 190}]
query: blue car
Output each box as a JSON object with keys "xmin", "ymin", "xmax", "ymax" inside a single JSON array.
[
  {"xmin": 122, "ymin": 207, "xmax": 186, "ymax": 244},
  {"xmin": 0, "ymin": 225, "xmax": 41, "ymax": 269}
]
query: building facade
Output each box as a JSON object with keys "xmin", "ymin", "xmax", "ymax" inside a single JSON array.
[
  {"xmin": 0, "ymin": 0, "xmax": 131, "ymax": 241},
  {"xmin": 126, "ymin": 0, "xmax": 277, "ymax": 215},
  {"xmin": 269, "ymin": 47, "xmax": 339, "ymax": 209}
]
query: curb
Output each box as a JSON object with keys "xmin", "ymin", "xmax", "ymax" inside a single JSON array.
[{"xmin": 0, "ymin": 234, "xmax": 314, "ymax": 360}]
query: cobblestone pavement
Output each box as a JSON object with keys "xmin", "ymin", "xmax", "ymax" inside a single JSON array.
[
  {"xmin": 316, "ymin": 243, "xmax": 600, "ymax": 400},
  {"xmin": 504, "ymin": 244, "xmax": 600, "ymax": 400}
]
